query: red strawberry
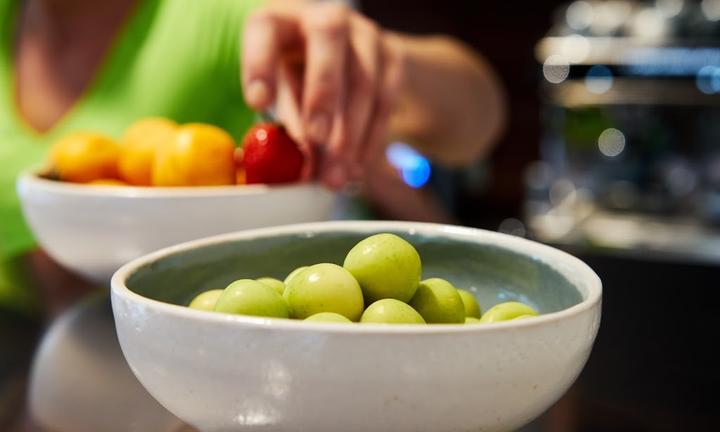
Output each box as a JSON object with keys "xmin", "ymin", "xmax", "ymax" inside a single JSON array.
[{"xmin": 241, "ymin": 123, "xmax": 304, "ymax": 184}]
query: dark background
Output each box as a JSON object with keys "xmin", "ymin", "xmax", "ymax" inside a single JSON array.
[{"xmin": 362, "ymin": 1, "xmax": 719, "ymax": 431}]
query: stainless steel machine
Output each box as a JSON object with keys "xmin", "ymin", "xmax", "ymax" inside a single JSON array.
[{"xmin": 529, "ymin": 0, "xmax": 720, "ymax": 263}]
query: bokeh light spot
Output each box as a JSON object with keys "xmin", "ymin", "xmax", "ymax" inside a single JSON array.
[
  {"xmin": 566, "ymin": 1, "xmax": 594, "ymax": 30},
  {"xmin": 543, "ymin": 55, "xmax": 570, "ymax": 84},
  {"xmin": 702, "ymin": 0, "xmax": 720, "ymax": 21},
  {"xmin": 598, "ymin": 128, "xmax": 626, "ymax": 157},
  {"xmin": 585, "ymin": 65, "xmax": 614, "ymax": 94},
  {"xmin": 696, "ymin": 65, "xmax": 720, "ymax": 94},
  {"xmin": 386, "ymin": 142, "xmax": 431, "ymax": 188}
]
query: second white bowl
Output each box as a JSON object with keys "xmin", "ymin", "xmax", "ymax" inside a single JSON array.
[{"xmin": 17, "ymin": 173, "xmax": 335, "ymax": 282}]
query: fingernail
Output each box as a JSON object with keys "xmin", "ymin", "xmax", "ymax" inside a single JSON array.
[
  {"xmin": 246, "ymin": 80, "xmax": 270, "ymax": 107},
  {"xmin": 307, "ymin": 113, "xmax": 331, "ymax": 143}
]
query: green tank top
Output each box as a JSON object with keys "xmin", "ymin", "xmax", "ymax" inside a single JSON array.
[{"xmin": 0, "ymin": 0, "xmax": 262, "ymax": 314}]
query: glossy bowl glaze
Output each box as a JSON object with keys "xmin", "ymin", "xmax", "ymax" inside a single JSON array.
[
  {"xmin": 111, "ymin": 221, "xmax": 602, "ymax": 432},
  {"xmin": 17, "ymin": 172, "xmax": 335, "ymax": 282}
]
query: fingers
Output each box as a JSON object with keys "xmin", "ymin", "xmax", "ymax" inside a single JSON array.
[
  {"xmin": 243, "ymin": 5, "xmax": 402, "ymax": 190},
  {"xmin": 362, "ymin": 35, "xmax": 404, "ymax": 166},
  {"xmin": 275, "ymin": 61, "xmax": 304, "ymax": 142},
  {"xmin": 343, "ymin": 17, "xmax": 382, "ymax": 173},
  {"xmin": 300, "ymin": 3, "xmax": 351, "ymax": 146},
  {"xmin": 242, "ymin": 8, "xmax": 300, "ymax": 109},
  {"xmin": 320, "ymin": 33, "xmax": 395, "ymax": 191},
  {"xmin": 319, "ymin": 152, "xmax": 348, "ymax": 190}
]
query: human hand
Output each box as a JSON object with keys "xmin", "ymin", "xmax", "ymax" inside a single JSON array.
[{"xmin": 241, "ymin": 1, "xmax": 405, "ymax": 188}]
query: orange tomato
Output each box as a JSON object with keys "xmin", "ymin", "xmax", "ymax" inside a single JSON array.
[
  {"xmin": 236, "ymin": 167, "xmax": 247, "ymax": 185},
  {"xmin": 152, "ymin": 123, "xmax": 236, "ymax": 186},
  {"xmin": 118, "ymin": 118, "xmax": 177, "ymax": 186},
  {"xmin": 88, "ymin": 179, "xmax": 128, "ymax": 186},
  {"xmin": 50, "ymin": 132, "xmax": 119, "ymax": 183}
]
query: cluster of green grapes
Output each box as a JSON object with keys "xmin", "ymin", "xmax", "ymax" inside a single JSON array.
[{"xmin": 187, "ymin": 233, "xmax": 539, "ymax": 324}]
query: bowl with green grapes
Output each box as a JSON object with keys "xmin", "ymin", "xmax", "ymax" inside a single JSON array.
[{"xmin": 111, "ymin": 221, "xmax": 601, "ymax": 432}]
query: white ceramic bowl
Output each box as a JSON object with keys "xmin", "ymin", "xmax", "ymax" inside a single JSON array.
[
  {"xmin": 111, "ymin": 221, "xmax": 602, "ymax": 432},
  {"xmin": 17, "ymin": 172, "xmax": 335, "ymax": 282}
]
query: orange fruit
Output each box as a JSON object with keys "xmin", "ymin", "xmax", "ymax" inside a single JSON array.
[
  {"xmin": 152, "ymin": 123, "xmax": 236, "ymax": 186},
  {"xmin": 88, "ymin": 179, "xmax": 128, "ymax": 186},
  {"xmin": 236, "ymin": 167, "xmax": 247, "ymax": 185},
  {"xmin": 50, "ymin": 132, "xmax": 119, "ymax": 183},
  {"xmin": 118, "ymin": 118, "xmax": 177, "ymax": 186}
]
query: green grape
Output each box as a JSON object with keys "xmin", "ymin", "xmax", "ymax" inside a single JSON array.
[
  {"xmin": 214, "ymin": 279, "xmax": 288, "ymax": 318},
  {"xmin": 343, "ymin": 233, "xmax": 421, "ymax": 303},
  {"xmin": 409, "ymin": 278, "xmax": 465, "ymax": 324},
  {"xmin": 304, "ymin": 312, "xmax": 353, "ymax": 323},
  {"xmin": 257, "ymin": 277, "xmax": 285, "ymax": 295},
  {"xmin": 283, "ymin": 266, "xmax": 308, "ymax": 286},
  {"xmin": 465, "ymin": 317, "xmax": 482, "ymax": 324},
  {"xmin": 360, "ymin": 299, "xmax": 426, "ymax": 324},
  {"xmin": 457, "ymin": 289, "xmax": 482, "ymax": 318},
  {"xmin": 479, "ymin": 302, "xmax": 539, "ymax": 323},
  {"xmin": 285, "ymin": 263, "xmax": 364, "ymax": 321},
  {"xmin": 188, "ymin": 289, "xmax": 223, "ymax": 312}
]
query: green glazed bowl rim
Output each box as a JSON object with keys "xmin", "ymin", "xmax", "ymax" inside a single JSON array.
[{"xmin": 111, "ymin": 221, "xmax": 602, "ymax": 334}]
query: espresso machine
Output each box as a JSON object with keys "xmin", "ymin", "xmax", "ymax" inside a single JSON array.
[{"xmin": 528, "ymin": 0, "xmax": 720, "ymax": 263}]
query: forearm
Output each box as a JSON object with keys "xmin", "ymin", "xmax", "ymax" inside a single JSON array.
[{"xmin": 386, "ymin": 33, "xmax": 507, "ymax": 166}]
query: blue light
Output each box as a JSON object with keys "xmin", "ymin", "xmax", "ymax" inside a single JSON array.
[
  {"xmin": 696, "ymin": 65, "xmax": 720, "ymax": 94},
  {"xmin": 386, "ymin": 142, "xmax": 417, "ymax": 167},
  {"xmin": 624, "ymin": 48, "xmax": 720, "ymax": 76},
  {"xmin": 401, "ymin": 158, "xmax": 431, "ymax": 188},
  {"xmin": 386, "ymin": 142, "xmax": 431, "ymax": 188}
]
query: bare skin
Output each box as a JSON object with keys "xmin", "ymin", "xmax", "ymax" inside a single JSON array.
[
  {"xmin": 14, "ymin": 0, "xmax": 137, "ymax": 132},
  {"xmin": 243, "ymin": 0, "xmax": 506, "ymax": 187}
]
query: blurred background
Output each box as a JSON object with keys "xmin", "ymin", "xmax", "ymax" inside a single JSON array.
[
  {"xmin": 3, "ymin": 0, "xmax": 720, "ymax": 431},
  {"xmin": 371, "ymin": 0, "xmax": 720, "ymax": 430}
]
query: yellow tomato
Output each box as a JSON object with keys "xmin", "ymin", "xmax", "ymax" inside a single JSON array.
[
  {"xmin": 50, "ymin": 132, "xmax": 119, "ymax": 183},
  {"xmin": 152, "ymin": 123, "xmax": 236, "ymax": 186},
  {"xmin": 118, "ymin": 118, "xmax": 177, "ymax": 186}
]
